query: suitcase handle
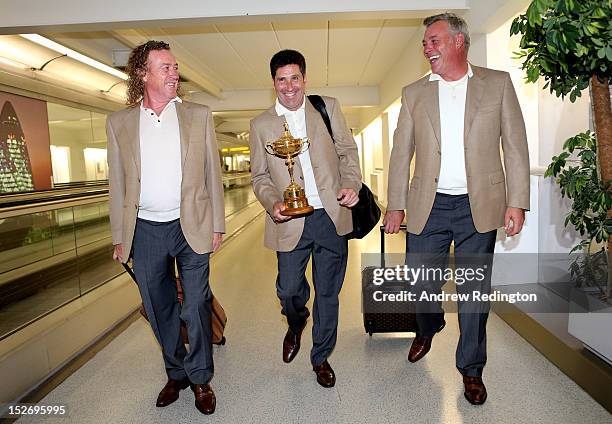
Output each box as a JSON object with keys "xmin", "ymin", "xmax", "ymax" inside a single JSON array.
[
  {"xmin": 122, "ymin": 262, "xmax": 137, "ymax": 282},
  {"xmin": 379, "ymin": 224, "xmax": 406, "ymax": 268}
]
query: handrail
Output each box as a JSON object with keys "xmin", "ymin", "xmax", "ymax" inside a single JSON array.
[{"xmin": 0, "ymin": 186, "xmax": 109, "ymax": 209}]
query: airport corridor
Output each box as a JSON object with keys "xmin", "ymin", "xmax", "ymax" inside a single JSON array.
[{"xmin": 15, "ymin": 212, "xmax": 611, "ymax": 424}]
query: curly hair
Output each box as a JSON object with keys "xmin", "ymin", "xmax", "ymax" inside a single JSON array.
[{"xmin": 125, "ymin": 40, "xmax": 180, "ymax": 106}]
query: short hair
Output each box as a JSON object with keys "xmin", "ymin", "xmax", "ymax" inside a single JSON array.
[
  {"xmin": 423, "ymin": 13, "xmax": 471, "ymax": 50},
  {"xmin": 269, "ymin": 49, "xmax": 306, "ymax": 79},
  {"xmin": 125, "ymin": 40, "xmax": 173, "ymax": 106}
]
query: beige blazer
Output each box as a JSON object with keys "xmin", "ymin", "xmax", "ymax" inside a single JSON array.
[
  {"xmin": 107, "ymin": 101, "xmax": 225, "ymax": 262},
  {"xmin": 250, "ymin": 96, "xmax": 362, "ymax": 252},
  {"xmin": 387, "ymin": 65, "xmax": 530, "ymax": 234}
]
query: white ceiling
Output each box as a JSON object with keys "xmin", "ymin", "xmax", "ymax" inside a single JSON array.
[
  {"xmin": 0, "ymin": 0, "xmax": 532, "ymax": 149},
  {"xmin": 41, "ymin": 17, "xmax": 423, "ymax": 143}
]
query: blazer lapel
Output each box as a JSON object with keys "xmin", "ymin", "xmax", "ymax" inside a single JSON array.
[
  {"xmin": 464, "ymin": 67, "xmax": 485, "ymax": 141},
  {"xmin": 423, "ymin": 80, "xmax": 441, "ymax": 147},
  {"xmin": 176, "ymin": 102, "xmax": 192, "ymax": 169},
  {"xmin": 304, "ymin": 99, "xmax": 321, "ymax": 160},
  {"xmin": 119, "ymin": 106, "xmax": 141, "ymax": 177}
]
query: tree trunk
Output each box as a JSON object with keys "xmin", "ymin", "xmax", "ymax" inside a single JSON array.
[{"xmin": 591, "ymin": 75, "xmax": 612, "ymax": 300}]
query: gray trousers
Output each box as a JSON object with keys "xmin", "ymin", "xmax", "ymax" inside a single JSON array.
[
  {"xmin": 276, "ymin": 209, "xmax": 348, "ymax": 366},
  {"xmin": 406, "ymin": 193, "xmax": 496, "ymax": 377},
  {"xmin": 132, "ymin": 218, "xmax": 213, "ymax": 384}
]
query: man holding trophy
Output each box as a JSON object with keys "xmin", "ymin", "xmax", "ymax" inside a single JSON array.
[{"xmin": 250, "ymin": 49, "xmax": 362, "ymax": 388}]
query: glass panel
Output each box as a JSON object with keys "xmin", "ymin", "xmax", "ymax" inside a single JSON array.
[
  {"xmin": 73, "ymin": 201, "xmax": 121, "ymax": 294},
  {"xmin": 0, "ymin": 208, "xmax": 79, "ymax": 339},
  {"xmin": 47, "ymin": 104, "xmax": 108, "ymax": 185},
  {"xmin": 0, "ymin": 211, "xmax": 56, "ymax": 274}
]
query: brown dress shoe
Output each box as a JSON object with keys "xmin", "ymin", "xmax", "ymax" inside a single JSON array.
[
  {"xmin": 156, "ymin": 378, "xmax": 190, "ymax": 407},
  {"xmin": 192, "ymin": 384, "xmax": 216, "ymax": 415},
  {"xmin": 408, "ymin": 320, "xmax": 445, "ymax": 363},
  {"xmin": 282, "ymin": 320, "xmax": 307, "ymax": 363},
  {"xmin": 313, "ymin": 360, "xmax": 336, "ymax": 388},
  {"xmin": 463, "ymin": 376, "xmax": 487, "ymax": 405}
]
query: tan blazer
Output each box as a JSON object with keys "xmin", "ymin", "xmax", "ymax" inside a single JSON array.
[
  {"xmin": 250, "ymin": 96, "xmax": 362, "ymax": 252},
  {"xmin": 387, "ymin": 65, "xmax": 530, "ymax": 234},
  {"xmin": 107, "ymin": 101, "xmax": 225, "ymax": 262}
]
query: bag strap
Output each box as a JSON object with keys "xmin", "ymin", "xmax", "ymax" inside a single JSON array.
[{"xmin": 307, "ymin": 94, "xmax": 335, "ymax": 143}]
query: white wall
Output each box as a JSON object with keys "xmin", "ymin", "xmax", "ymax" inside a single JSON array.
[
  {"xmin": 486, "ymin": 16, "xmax": 539, "ymax": 166},
  {"xmin": 485, "ymin": 11, "xmax": 589, "ymax": 255}
]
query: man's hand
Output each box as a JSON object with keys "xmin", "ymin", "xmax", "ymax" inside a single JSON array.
[
  {"xmin": 213, "ymin": 232, "xmax": 223, "ymax": 252},
  {"xmin": 337, "ymin": 188, "xmax": 359, "ymax": 207},
  {"xmin": 272, "ymin": 201, "xmax": 291, "ymax": 223},
  {"xmin": 383, "ymin": 210, "xmax": 405, "ymax": 234},
  {"xmin": 504, "ymin": 207, "xmax": 525, "ymax": 236},
  {"xmin": 112, "ymin": 244, "xmax": 124, "ymax": 262}
]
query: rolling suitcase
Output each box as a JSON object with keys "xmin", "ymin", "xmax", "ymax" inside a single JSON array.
[
  {"xmin": 362, "ymin": 225, "xmax": 418, "ymax": 336},
  {"xmin": 123, "ymin": 263, "xmax": 227, "ymax": 345}
]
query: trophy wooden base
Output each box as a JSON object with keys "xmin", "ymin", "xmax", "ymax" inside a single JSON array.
[{"xmin": 280, "ymin": 205, "xmax": 314, "ymax": 216}]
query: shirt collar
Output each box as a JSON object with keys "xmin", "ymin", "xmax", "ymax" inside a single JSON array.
[
  {"xmin": 140, "ymin": 96, "xmax": 182, "ymax": 112},
  {"xmin": 429, "ymin": 63, "xmax": 473, "ymax": 82},
  {"xmin": 275, "ymin": 96, "xmax": 306, "ymax": 116}
]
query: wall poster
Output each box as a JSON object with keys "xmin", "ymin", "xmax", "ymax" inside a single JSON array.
[{"xmin": 0, "ymin": 91, "xmax": 52, "ymax": 193}]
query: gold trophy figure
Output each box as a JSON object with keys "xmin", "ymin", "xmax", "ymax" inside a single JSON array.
[{"xmin": 265, "ymin": 122, "xmax": 314, "ymax": 216}]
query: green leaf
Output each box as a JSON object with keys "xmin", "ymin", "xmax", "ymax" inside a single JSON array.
[
  {"xmin": 527, "ymin": 2, "xmax": 543, "ymax": 26},
  {"xmin": 597, "ymin": 47, "xmax": 607, "ymax": 58}
]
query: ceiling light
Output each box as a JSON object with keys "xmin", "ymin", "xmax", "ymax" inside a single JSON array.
[{"xmin": 19, "ymin": 34, "xmax": 128, "ymax": 80}]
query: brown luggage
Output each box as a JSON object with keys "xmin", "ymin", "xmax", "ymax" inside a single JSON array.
[{"xmin": 124, "ymin": 263, "xmax": 227, "ymax": 345}]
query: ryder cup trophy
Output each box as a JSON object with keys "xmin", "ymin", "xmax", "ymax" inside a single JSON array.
[{"xmin": 265, "ymin": 122, "xmax": 314, "ymax": 216}]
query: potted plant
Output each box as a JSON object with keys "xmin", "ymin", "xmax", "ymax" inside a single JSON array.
[
  {"xmin": 512, "ymin": 0, "xmax": 612, "ymax": 362},
  {"xmin": 545, "ymin": 131, "xmax": 611, "ymax": 301}
]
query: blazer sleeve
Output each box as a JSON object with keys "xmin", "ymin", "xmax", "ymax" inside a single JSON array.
[
  {"xmin": 106, "ymin": 116, "xmax": 125, "ymax": 245},
  {"xmin": 328, "ymin": 97, "xmax": 362, "ymax": 192},
  {"xmin": 387, "ymin": 88, "xmax": 415, "ymax": 211},
  {"xmin": 203, "ymin": 107, "xmax": 226, "ymax": 233},
  {"xmin": 500, "ymin": 73, "xmax": 530, "ymax": 210},
  {"xmin": 250, "ymin": 119, "xmax": 283, "ymax": 215}
]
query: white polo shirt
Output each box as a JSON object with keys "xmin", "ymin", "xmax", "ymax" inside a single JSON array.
[
  {"xmin": 138, "ymin": 97, "xmax": 183, "ymax": 221},
  {"xmin": 429, "ymin": 63, "xmax": 474, "ymax": 195},
  {"xmin": 275, "ymin": 97, "xmax": 323, "ymax": 209}
]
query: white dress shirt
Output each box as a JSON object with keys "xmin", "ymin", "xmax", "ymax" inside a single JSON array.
[
  {"xmin": 275, "ymin": 97, "xmax": 323, "ymax": 209},
  {"xmin": 429, "ymin": 63, "xmax": 474, "ymax": 195},
  {"xmin": 138, "ymin": 97, "xmax": 183, "ymax": 221}
]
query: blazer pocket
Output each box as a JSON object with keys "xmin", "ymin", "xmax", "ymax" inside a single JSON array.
[{"xmin": 489, "ymin": 171, "xmax": 505, "ymax": 185}]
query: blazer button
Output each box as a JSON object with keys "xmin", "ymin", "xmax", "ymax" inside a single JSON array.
[
  {"xmin": 434, "ymin": 178, "xmax": 438, "ymax": 182},
  {"xmin": 438, "ymin": 150, "xmax": 441, "ymax": 155},
  {"xmin": 134, "ymin": 204, "xmax": 138, "ymax": 209}
]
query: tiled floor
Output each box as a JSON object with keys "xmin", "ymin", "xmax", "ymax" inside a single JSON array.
[{"xmin": 16, "ymin": 214, "xmax": 612, "ymax": 424}]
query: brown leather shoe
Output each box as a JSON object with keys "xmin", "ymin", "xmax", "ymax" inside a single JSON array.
[
  {"xmin": 192, "ymin": 384, "xmax": 216, "ymax": 415},
  {"xmin": 313, "ymin": 360, "xmax": 336, "ymax": 388},
  {"xmin": 463, "ymin": 376, "xmax": 487, "ymax": 405},
  {"xmin": 282, "ymin": 320, "xmax": 307, "ymax": 363},
  {"xmin": 155, "ymin": 378, "xmax": 190, "ymax": 407},
  {"xmin": 408, "ymin": 320, "xmax": 445, "ymax": 363}
]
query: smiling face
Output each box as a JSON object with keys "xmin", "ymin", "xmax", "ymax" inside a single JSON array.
[
  {"xmin": 273, "ymin": 64, "xmax": 306, "ymax": 111},
  {"xmin": 422, "ymin": 20, "xmax": 467, "ymax": 81},
  {"xmin": 142, "ymin": 49, "xmax": 179, "ymax": 107}
]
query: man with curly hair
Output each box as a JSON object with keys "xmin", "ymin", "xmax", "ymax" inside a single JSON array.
[{"xmin": 107, "ymin": 40, "xmax": 224, "ymax": 415}]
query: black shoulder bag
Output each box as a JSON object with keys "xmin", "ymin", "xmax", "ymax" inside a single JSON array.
[{"xmin": 307, "ymin": 94, "xmax": 381, "ymax": 239}]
